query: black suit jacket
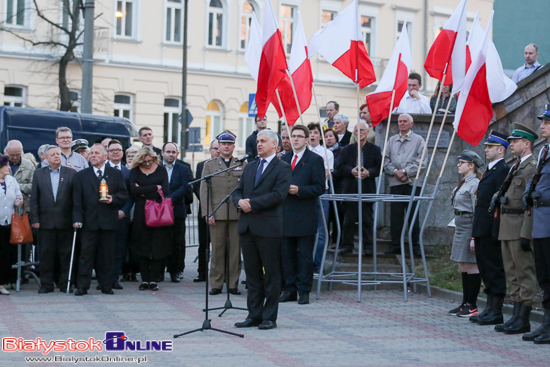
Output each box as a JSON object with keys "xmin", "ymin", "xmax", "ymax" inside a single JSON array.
[
  {"xmin": 282, "ymin": 149, "xmax": 325, "ymax": 236},
  {"xmin": 336, "ymin": 142, "xmax": 382, "ymax": 194},
  {"xmin": 166, "ymin": 162, "xmax": 193, "ymax": 219},
  {"xmin": 30, "ymin": 166, "xmax": 77, "ymax": 229},
  {"xmin": 107, "ymin": 162, "xmax": 133, "ymax": 218},
  {"xmin": 472, "ymin": 159, "xmax": 509, "ymax": 238},
  {"xmin": 73, "ymin": 165, "xmax": 129, "ymax": 231},
  {"xmin": 339, "ymin": 130, "xmax": 352, "ymax": 147},
  {"xmin": 233, "ymin": 156, "xmax": 292, "ymax": 238}
]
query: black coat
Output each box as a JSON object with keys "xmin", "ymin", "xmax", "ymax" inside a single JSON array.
[
  {"xmin": 107, "ymin": 162, "xmax": 133, "ymax": 218},
  {"xmin": 339, "ymin": 130, "xmax": 352, "ymax": 147},
  {"xmin": 233, "ymin": 156, "xmax": 292, "ymax": 238},
  {"xmin": 245, "ymin": 131, "xmax": 259, "ymax": 162},
  {"xmin": 166, "ymin": 162, "xmax": 193, "ymax": 219},
  {"xmin": 336, "ymin": 142, "xmax": 382, "ymax": 194},
  {"xmin": 30, "ymin": 166, "xmax": 77, "ymax": 229},
  {"xmin": 472, "ymin": 159, "xmax": 509, "ymax": 238},
  {"xmin": 282, "ymin": 149, "xmax": 326, "ymax": 236},
  {"xmin": 72, "ymin": 165, "xmax": 129, "ymax": 231}
]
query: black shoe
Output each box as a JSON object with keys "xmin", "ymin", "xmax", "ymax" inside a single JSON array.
[
  {"xmin": 504, "ymin": 303, "xmax": 531, "ymax": 334},
  {"xmin": 298, "ymin": 292, "xmax": 309, "ymax": 305},
  {"xmin": 112, "ymin": 281, "xmax": 123, "ymax": 290},
  {"xmin": 496, "ymin": 302, "xmax": 521, "ymax": 332},
  {"xmin": 279, "ymin": 291, "xmax": 297, "ymax": 302},
  {"xmin": 193, "ymin": 275, "xmax": 206, "ymax": 282},
  {"xmin": 534, "ymin": 328, "xmax": 550, "ymax": 344},
  {"xmin": 235, "ymin": 318, "xmax": 261, "ymax": 328},
  {"xmin": 209, "ymin": 288, "xmax": 222, "ymax": 295},
  {"xmin": 139, "ymin": 283, "xmax": 149, "ymax": 291},
  {"xmin": 258, "ymin": 320, "xmax": 277, "ymax": 330},
  {"xmin": 338, "ymin": 247, "xmax": 352, "ymax": 255},
  {"xmin": 101, "ymin": 289, "xmax": 114, "ymax": 295},
  {"xmin": 229, "ymin": 288, "xmax": 241, "ymax": 295},
  {"xmin": 170, "ymin": 273, "xmax": 181, "ymax": 283},
  {"xmin": 477, "ymin": 297, "xmax": 504, "ymax": 325},
  {"xmin": 523, "ymin": 308, "xmax": 550, "ymax": 341},
  {"xmin": 456, "ymin": 303, "xmax": 478, "ymax": 318},
  {"xmin": 384, "ymin": 246, "xmax": 401, "ymax": 255},
  {"xmin": 75, "ymin": 288, "xmax": 87, "ymax": 296},
  {"xmin": 38, "ymin": 286, "xmax": 54, "ymax": 294},
  {"xmin": 149, "ymin": 283, "xmax": 159, "ymax": 291},
  {"xmin": 448, "ymin": 303, "xmax": 465, "ymax": 316}
]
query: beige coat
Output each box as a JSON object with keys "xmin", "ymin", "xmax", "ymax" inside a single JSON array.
[
  {"xmin": 10, "ymin": 157, "xmax": 35, "ymax": 212},
  {"xmin": 498, "ymin": 156, "xmax": 537, "ymax": 240},
  {"xmin": 200, "ymin": 157, "xmax": 245, "ymax": 221}
]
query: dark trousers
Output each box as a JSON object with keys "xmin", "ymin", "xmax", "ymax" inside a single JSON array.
[
  {"xmin": 197, "ymin": 207, "xmax": 209, "ymax": 277},
  {"xmin": 390, "ymin": 184, "xmax": 420, "ymax": 246},
  {"xmin": 474, "ymin": 236, "xmax": 506, "ymax": 297},
  {"xmin": 139, "ymin": 257, "xmax": 164, "ymax": 283},
  {"xmin": 0, "ymin": 225, "xmax": 12, "ymax": 285},
  {"xmin": 76, "ymin": 230, "xmax": 116, "ymax": 290},
  {"xmin": 240, "ymin": 232, "xmax": 281, "ymax": 322},
  {"xmin": 38, "ymin": 229, "xmax": 72, "ymax": 290},
  {"xmin": 282, "ymin": 235, "xmax": 315, "ymax": 293},
  {"xmin": 122, "ymin": 222, "xmax": 139, "ymax": 275},
  {"xmin": 167, "ymin": 218, "xmax": 186, "ymax": 274},
  {"xmin": 533, "ymin": 237, "xmax": 550, "ymax": 309},
  {"xmin": 342, "ymin": 201, "xmax": 374, "ymax": 252},
  {"xmin": 113, "ymin": 218, "xmax": 130, "ymax": 281}
]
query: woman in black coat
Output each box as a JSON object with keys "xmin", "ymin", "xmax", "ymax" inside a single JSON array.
[{"xmin": 129, "ymin": 147, "xmax": 172, "ymax": 291}]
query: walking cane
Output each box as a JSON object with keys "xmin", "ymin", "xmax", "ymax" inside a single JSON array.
[{"xmin": 67, "ymin": 227, "xmax": 78, "ymax": 294}]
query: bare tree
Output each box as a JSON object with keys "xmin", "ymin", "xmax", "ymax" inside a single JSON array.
[{"xmin": 1, "ymin": 0, "xmax": 85, "ymax": 111}]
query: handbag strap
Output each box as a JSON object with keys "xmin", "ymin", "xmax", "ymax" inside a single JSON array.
[{"xmin": 157, "ymin": 189, "xmax": 165, "ymax": 200}]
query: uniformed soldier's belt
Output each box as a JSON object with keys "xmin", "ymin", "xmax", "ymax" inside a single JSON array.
[
  {"xmin": 500, "ymin": 208, "xmax": 524, "ymax": 215},
  {"xmin": 533, "ymin": 199, "xmax": 550, "ymax": 208},
  {"xmin": 454, "ymin": 210, "xmax": 472, "ymax": 216}
]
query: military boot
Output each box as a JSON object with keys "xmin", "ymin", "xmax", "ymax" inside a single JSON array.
[
  {"xmin": 504, "ymin": 303, "xmax": 531, "ymax": 334},
  {"xmin": 524, "ymin": 308, "xmax": 550, "ymax": 342},
  {"xmin": 495, "ymin": 302, "xmax": 520, "ymax": 332},
  {"xmin": 478, "ymin": 295, "xmax": 504, "ymax": 325},
  {"xmin": 471, "ymin": 294, "xmax": 493, "ymax": 323}
]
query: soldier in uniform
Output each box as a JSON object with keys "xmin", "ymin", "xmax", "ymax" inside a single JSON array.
[
  {"xmin": 493, "ymin": 123, "xmax": 538, "ymax": 334},
  {"xmin": 522, "ymin": 105, "xmax": 550, "ymax": 344},
  {"xmin": 200, "ymin": 131, "xmax": 245, "ymax": 295},
  {"xmin": 470, "ymin": 131, "xmax": 510, "ymax": 323}
]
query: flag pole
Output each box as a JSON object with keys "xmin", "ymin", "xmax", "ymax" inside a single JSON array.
[
  {"xmin": 376, "ymin": 89, "xmax": 396, "ymax": 194},
  {"xmin": 287, "ymin": 70, "xmax": 306, "ymax": 127},
  {"xmin": 276, "ymin": 90, "xmax": 297, "ymax": 154},
  {"xmin": 439, "ymin": 129, "xmax": 456, "ymax": 178},
  {"xmin": 414, "ymin": 64, "xmax": 448, "ymax": 180},
  {"xmin": 423, "ymin": 92, "xmax": 454, "ymax": 179}
]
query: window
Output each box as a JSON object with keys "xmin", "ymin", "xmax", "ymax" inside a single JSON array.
[
  {"xmin": 163, "ymin": 98, "xmax": 181, "ymax": 146},
  {"xmin": 205, "ymin": 101, "xmax": 223, "ymax": 144},
  {"xmin": 239, "ymin": 1, "xmax": 255, "ymax": 51},
  {"xmin": 69, "ymin": 91, "xmax": 80, "ymax": 113},
  {"xmin": 361, "ymin": 15, "xmax": 374, "ymax": 55},
  {"xmin": 207, "ymin": 0, "xmax": 224, "ymax": 47},
  {"xmin": 397, "ymin": 20, "xmax": 412, "ymax": 47},
  {"xmin": 238, "ymin": 103, "xmax": 254, "ymax": 150},
  {"xmin": 114, "ymin": 94, "xmax": 133, "ymax": 120},
  {"xmin": 62, "ymin": 0, "xmax": 84, "ymax": 33},
  {"xmin": 5, "ymin": 0, "xmax": 26, "ymax": 27},
  {"xmin": 115, "ymin": 0, "xmax": 137, "ymax": 38},
  {"xmin": 321, "ymin": 10, "xmax": 336, "ymax": 27},
  {"xmin": 3, "ymin": 86, "xmax": 26, "ymax": 107},
  {"xmin": 280, "ymin": 4, "xmax": 297, "ymax": 54},
  {"xmin": 165, "ymin": 0, "xmax": 184, "ymax": 43}
]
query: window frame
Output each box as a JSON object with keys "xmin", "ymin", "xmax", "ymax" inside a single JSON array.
[
  {"xmin": 164, "ymin": 0, "xmax": 184, "ymax": 44},
  {"xmin": 280, "ymin": 3, "xmax": 298, "ymax": 55},
  {"xmin": 69, "ymin": 90, "xmax": 81, "ymax": 113},
  {"xmin": 3, "ymin": 85, "xmax": 26, "ymax": 107},
  {"xmin": 114, "ymin": 0, "xmax": 140, "ymax": 40},
  {"xmin": 4, "ymin": 0, "xmax": 31, "ymax": 28},
  {"xmin": 238, "ymin": 0, "xmax": 257, "ymax": 52},
  {"xmin": 206, "ymin": 0, "xmax": 227, "ymax": 49},
  {"xmin": 114, "ymin": 93, "xmax": 134, "ymax": 121},
  {"xmin": 163, "ymin": 97, "xmax": 182, "ymax": 146},
  {"xmin": 205, "ymin": 100, "xmax": 223, "ymax": 145}
]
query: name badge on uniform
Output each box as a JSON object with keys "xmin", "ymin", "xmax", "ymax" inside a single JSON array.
[{"xmin": 233, "ymin": 167, "xmax": 243, "ymax": 171}]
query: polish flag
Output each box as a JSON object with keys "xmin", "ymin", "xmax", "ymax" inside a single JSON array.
[
  {"xmin": 308, "ymin": 0, "xmax": 375, "ymax": 88},
  {"xmin": 424, "ymin": 0, "xmax": 467, "ymax": 94},
  {"xmin": 467, "ymin": 14, "xmax": 517, "ymax": 103},
  {"xmin": 365, "ymin": 22, "xmax": 412, "ymax": 126},
  {"xmin": 453, "ymin": 13, "xmax": 493, "ymax": 146},
  {"xmin": 245, "ymin": 0, "xmax": 288, "ymax": 120},
  {"xmin": 273, "ymin": 12, "xmax": 312, "ymax": 126}
]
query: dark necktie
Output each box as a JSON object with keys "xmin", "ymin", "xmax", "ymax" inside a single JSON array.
[
  {"xmin": 291, "ymin": 155, "xmax": 298, "ymax": 170},
  {"xmin": 97, "ymin": 169, "xmax": 103, "ymax": 179},
  {"xmin": 451, "ymin": 178, "xmax": 465, "ymax": 204},
  {"xmin": 255, "ymin": 159, "xmax": 266, "ymax": 186}
]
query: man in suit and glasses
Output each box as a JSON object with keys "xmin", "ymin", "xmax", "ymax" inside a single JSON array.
[
  {"xmin": 233, "ymin": 130, "xmax": 291, "ymax": 330},
  {"xmin": 30, "ymin": 146, "xmax": 77, "ymax": 293}
]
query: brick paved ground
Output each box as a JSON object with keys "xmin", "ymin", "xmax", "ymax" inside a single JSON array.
[{"xmin": 1, "ymin": 245, "xmax": 548, "ymax": 367}]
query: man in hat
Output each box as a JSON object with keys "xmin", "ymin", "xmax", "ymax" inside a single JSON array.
[
  {"xmin": 72, "ymin": 139, "xmax": 90, "ymax": 163},
  {"xmin": 522, "ymin": 105, "xmax": 550, "ymax": 343},
  {"xmin": 491, "ymin": 123, "xmax": 538, "ymax": 334},
  {"xmin": 200, "ymin": 130, "xmax": 245, "ymax": 295},
  {"xmin": 467, "ymin": 131, "xmax": 509, "ymax": 321}
]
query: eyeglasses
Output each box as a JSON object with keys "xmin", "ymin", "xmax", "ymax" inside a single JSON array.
[
  {"xmin": 108, "ymin": 149, "xmax": 122, "ymax": 153},
  {"xmin": 291, "ymin": 135, "xmax": 306, "ymax": 139},
  {"xmin": 57, "ymin": 136, "xmax": 72, "ymax": 140},
  {"xmin": 457, "ymin": 161, "xmax": 470, "ymax": 166},
  {"xmin": 142, "ymin": 159, "xmax": 154, "ymax": 165}
]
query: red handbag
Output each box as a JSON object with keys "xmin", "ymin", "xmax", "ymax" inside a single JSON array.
[
  {"xmin": 10, "ymin": 205, "xmax": 34, "ymax": 244},
  {"xmin": 145, "ymin": 189, "xmax": 174, "ymax": 227}
]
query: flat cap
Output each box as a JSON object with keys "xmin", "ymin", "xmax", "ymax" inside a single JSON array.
[{"xmin": 457, "ymin": 149, "xmax": 483, "ymax": 168}]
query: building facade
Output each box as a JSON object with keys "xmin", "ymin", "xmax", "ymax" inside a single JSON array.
[{"xmin": 0, "ymin": 0, "xmax": 493, "ymax": 162}]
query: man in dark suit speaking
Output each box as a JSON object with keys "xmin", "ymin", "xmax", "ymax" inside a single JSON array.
[
  {"xmin": 72, "ymin": 144, "xmax": 129, "ymax": 296},
  {"xmin": 30, "ymin": 146, "xmax": 77, "ymax": 293},
  {"xmin": 233, "ymin": 130, "xmax": 292, "ymax": 330}
]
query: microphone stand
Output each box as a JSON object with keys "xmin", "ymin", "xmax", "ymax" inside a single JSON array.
[
  {"xmin": 205, "ymin": 180, "xmax": 247, "ymax": 317},
  {"xmin": 174, "ymin": 161, "xmax": 245, "ymax": 339}
]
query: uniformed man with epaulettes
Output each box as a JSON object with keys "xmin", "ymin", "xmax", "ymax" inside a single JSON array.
[
  {"xmin": 200, "ymin": 130, "xmax": 245, "ymax": 296},
  {"xmin": 493, "ymin": 123, "xmax": 538, "ymax": 335}
]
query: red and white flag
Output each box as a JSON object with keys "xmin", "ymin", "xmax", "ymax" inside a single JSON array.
[
  {"xmin": 365, "ymin": 22, "xmax": 412, "ymax": 126},
  {"xmin": 273, "ymin": 12, "xmax": 313, "ymax": 126},
  {"xmin": 467, "ymin": 14, "xmax": 517, "ymax": 103},
  {"xmin": 244, "ymin": 12, "xmax": 263, "ymax": 83},
  {"xmin": 453, "ymin": 12, "xmax": 494, "ymax": 146},
  {"xmin": 424, "ymin": 0, "xmax": 467, "ymax": 94},
  {"xmin": 244, "ymin": 0, "xmax": 288, "ymax": 119},
  {"xmin": 308, "ymin": 0, "xmax": 375, "ymax": 88}
]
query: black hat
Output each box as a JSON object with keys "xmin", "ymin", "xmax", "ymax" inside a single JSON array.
[
  {"xmin": 457, "ymin": 150, "xmax": 483, "ymax": 168},
  {"xmin": 507, "ymin": 122, "xmax": 538, "ymax": 142},
  {"xmin": 537, "ymin": 103, "xmax": 550, "ymax": 120},
  {"xmin": 484, "ymin": 131, "xmax": 509, "ymax": 148}
]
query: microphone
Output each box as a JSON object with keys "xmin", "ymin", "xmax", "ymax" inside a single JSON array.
[{"xmin": 235, "ymin": 154, "xmax": 250, "ymax": 163}]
